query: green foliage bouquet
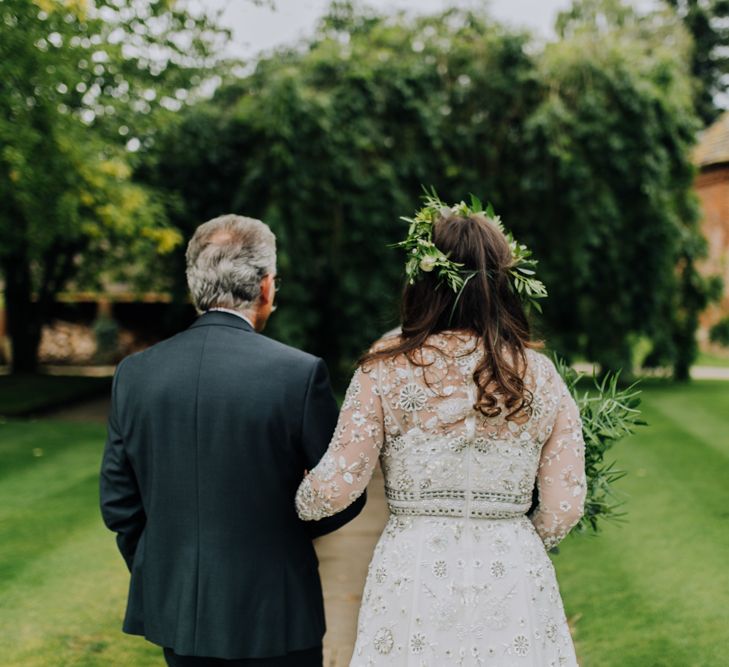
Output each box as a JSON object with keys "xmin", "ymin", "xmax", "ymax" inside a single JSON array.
[
  {"xmin": 397, "ymin": 191, "xmax": 644, "ymax": 536},
  {"xmin": 554, "ymin": 359, "xmax": 644, "ymax": 535}
]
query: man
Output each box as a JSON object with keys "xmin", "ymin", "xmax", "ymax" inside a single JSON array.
[{"xmin": 100, "ymin": 214, "xmax": 365, "ymax": 666}]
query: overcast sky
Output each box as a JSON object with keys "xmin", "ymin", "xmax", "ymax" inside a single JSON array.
[{"xmin": 200, "ymin": 0, "xmax": 580, "ymax": 60}]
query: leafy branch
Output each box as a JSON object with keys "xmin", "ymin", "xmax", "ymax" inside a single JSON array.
[{"xmin": 554, "ymin": 357, "xmax": 646, "ymax": 535}]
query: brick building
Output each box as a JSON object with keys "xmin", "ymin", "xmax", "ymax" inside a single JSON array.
[{"xmin": 694, "ymin": 111, "xmax": 729, "ymax": 335}]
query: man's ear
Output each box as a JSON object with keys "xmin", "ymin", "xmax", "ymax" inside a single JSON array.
[{"xmin": 259, "ymin": 274, "xmax": 274, "ymax": 305}]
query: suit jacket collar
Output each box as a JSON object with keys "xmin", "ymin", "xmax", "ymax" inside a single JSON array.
[{"xmin": 189, "ymin": 310, "xmax": 255, "ymax": 333}]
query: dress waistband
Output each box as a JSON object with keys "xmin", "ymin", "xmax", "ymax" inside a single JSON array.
[{"xmin": 385, "ymin": 488, "xmax": 531, "ymax": 520}]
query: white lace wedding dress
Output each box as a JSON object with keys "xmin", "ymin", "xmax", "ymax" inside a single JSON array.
[{"xmin": 296, "ymin": 332, "xmax": 586, "ymax": 666}]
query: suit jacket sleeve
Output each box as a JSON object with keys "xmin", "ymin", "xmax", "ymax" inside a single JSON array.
[
  {"xmin": 300, "ymin": 358, "xmax": 366, "ymax": 539},
  {"xmin": 99, "ymin": 360, "xmax": 146, "ymax": 570}
]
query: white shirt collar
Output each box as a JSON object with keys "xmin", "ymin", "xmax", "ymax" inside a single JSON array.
[{"xmin": 207, "ymin": 307, "xmax": 255, "ymax": 329}]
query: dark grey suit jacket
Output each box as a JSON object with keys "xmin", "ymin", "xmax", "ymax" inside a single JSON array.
[{"xmin": 99, "ymin": 311, "xmax": 365, "ymax": 660}]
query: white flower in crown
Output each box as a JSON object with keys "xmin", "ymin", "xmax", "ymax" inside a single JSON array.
[
  {"xmin": 419, "ymin": 255, "xmax": 437, "ymax": 272},
  {"xmin": 394, "ymin": 187, "xmax": 548, "ymax": 311}
]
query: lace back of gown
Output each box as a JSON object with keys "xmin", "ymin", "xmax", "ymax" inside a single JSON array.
[{"xmin": 296, "ymin": 333, "xmax": 587, "ymax": 666}]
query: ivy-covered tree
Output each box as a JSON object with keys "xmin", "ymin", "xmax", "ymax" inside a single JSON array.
[
  {"xmin": 525, "ymin": 0, "xmax": 713, "ymax": 377},
  {"xmin": 141, "ymin": 4, "xmax": 544, "ymax": 381},
  {"xmin": 663, "ymin": 0, "xmax": 729, "ymax": 124},
  {"xmin": 0, "ymin": 0, "xmax": 226, "ymax": 373},
  {"xmin": 142, "ymin": 0, "xmax": 710, "ymax": 382}
]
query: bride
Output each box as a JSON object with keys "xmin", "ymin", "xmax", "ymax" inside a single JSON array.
[{"xmin": 295, "ymin": 201, "xmax": 586, "ymax": 666}]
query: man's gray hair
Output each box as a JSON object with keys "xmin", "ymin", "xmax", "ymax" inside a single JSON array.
[{"xmin": 185, "ymin": 214, "xmax": 276, "ymax": 313}]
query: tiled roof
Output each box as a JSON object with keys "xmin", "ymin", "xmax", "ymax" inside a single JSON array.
[{"xmin": 695, "ymin": 111, "xmax": 729, "ymax": 168}]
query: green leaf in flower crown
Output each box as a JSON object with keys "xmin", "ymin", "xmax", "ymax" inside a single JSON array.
[{"xmin": 396, "ymin": 187, "xmax": 548, "ymax": 313}]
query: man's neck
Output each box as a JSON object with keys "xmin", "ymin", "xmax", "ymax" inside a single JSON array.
[{"xmin": 208, "ymin": 307, "xmax": 257, "ymax": 330}]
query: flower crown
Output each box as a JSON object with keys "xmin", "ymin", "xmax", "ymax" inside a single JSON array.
[{"xmin": 395, "ymin": 189, "xmax": 548, "ymax": 313}]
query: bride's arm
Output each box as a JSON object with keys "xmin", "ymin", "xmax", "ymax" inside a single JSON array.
[
  {"xmin": 296, "ymin": 365, "xmax": 384, "ymax": 521},
  {"xmin": 530, "ymin": 367, "xmax": 587, "ymax": 550}
]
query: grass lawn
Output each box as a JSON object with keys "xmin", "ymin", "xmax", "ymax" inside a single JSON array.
[
  {"xmin": 0, "ymin": 381, "xmax": 727, "ymax": 666},
  {"xmin": 0, "ymin": 420, "xmax": 159, "ymax": 667},
  {"xmin": 555, "ymin": 380, "xmax": 729, "ymax": 667},
  {"xmin": 0, "ymin": 375, "xmax": 111, "ymax": 417},
  {"xmin": 696, "ymin": 351, "xmax": 729, "ymax": 368}
]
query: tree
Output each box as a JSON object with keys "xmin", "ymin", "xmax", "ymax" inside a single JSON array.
[
  {"xmin": 534, "ymin": 0, "xmax": 719, "ymax": 377},
  {"xmin": 0, "ymin": 0, "xmax": 226, "ymax": 373},
  {"xmin": 663, "ymin": 0, "xmax": 729, "ymax": 124},
  {"xmin": 140, "ymin": 3, "xmax": 543, "ymax": 381},
  {"xmin": 141, "ymin": 0, "xmax": 710, "ymax": 382}
]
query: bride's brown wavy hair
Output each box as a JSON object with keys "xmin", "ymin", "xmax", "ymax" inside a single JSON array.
[{"xmin": 361, "ymin": 211, "xmax": 541, "ymax": 420}]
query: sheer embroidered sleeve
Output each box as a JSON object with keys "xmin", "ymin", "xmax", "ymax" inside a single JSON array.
[
  {"xmin": 295, "ymin": 365, "xmax": 385, "ymax": 521},
  {"xmin": 530, "ymin": 364, "xmax": 587, "ymax": 550}
]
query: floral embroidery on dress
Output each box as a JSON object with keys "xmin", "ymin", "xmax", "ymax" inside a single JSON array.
[
  {"xmin": 410, "ymin": 632, "xmax": 427, "ymax": 654},
  {"xmin": 490, "ymin": 560, "xmax": 506, "ymax": 578},
  {"xmin": 398, "ymin": 382, "xmax": 428, "ymax": 412},
  {"xmin": 295, "ymin": 333, "xmax": 586, "ymax": 666},
  {"xmin": 513, "ymin": 634, "xmax": 530, "ymax": 656},
  {"xmin": 437, "ymin": 396, "xmax": 474, "ymax": 423},
  {"xmin": 373, "ymin": 627, "xmax": 395, "ymax": 655},
  {"xmin": 433, "ymin": 559, "xmax": 448, "ymax": 578}
]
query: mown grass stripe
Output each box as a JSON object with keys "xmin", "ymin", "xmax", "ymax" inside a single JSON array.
[
  {"xmin": 0, "ymin": 517, "xmax": 159, "ymax": 667},
  {"xmin": 555, "ymin": 382, "xmax": 729, "ymax": 667},
  {"xmin": 0, "ymin": 422, "xmax": 105, "ymax": 515},
  {"xmin": 0, "ymin": 473, "xmax": 103, "ymax": 587},
  {"xmin": 0, "ymin": 420, "xmax": 106, "ymax": 484},
  {"xmin": 646, "ymin": 385, "xmax": 729, "ymax": 460}
]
